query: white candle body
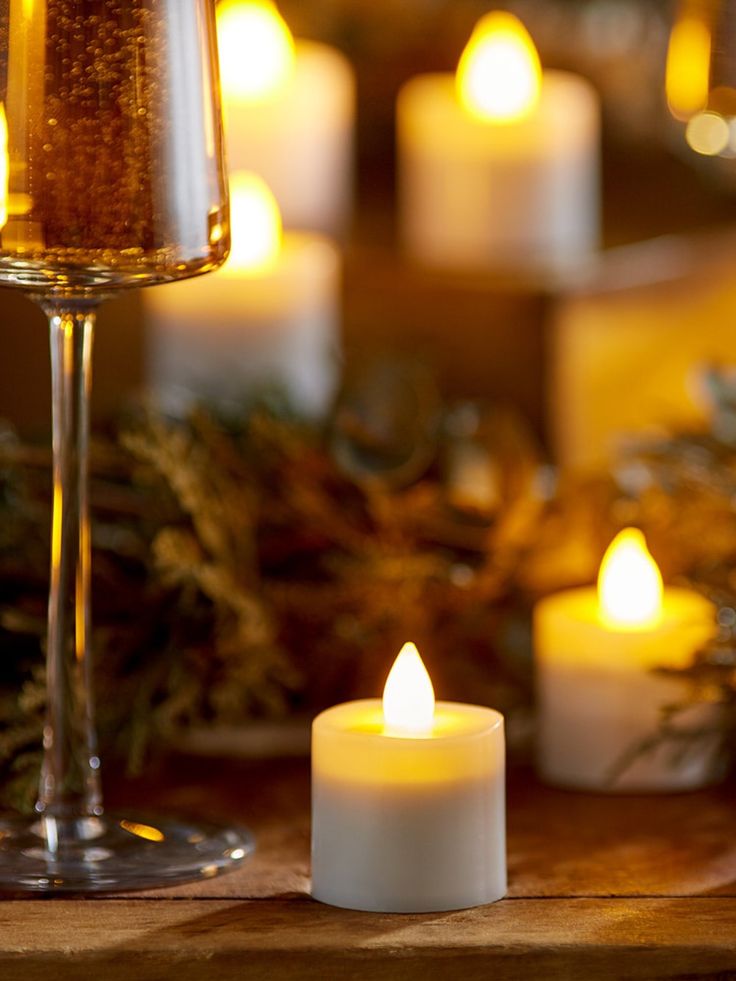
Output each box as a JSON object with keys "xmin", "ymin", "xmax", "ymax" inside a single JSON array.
[
  {"xmin": 224, "ymin": 41, "xmax": 354, "ymax": 236},
  {"xmin": 397, "ymin": 71, "xmax": 599, "ymax": 272},
  {"xmin": 312, "ymin": 700, "xmax": 506, "ymax": 913},
  {"xmin": 145, "ymin": 234, "xmax": 340, "ymax": 417},
  {"xmin": 535, "ymin": 588, "xmax": 720, "ymax": 792}
]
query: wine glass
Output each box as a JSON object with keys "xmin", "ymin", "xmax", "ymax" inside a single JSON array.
[{"xmin": 0, "ymin": 0, "xmax": 253, "ymax": 891}]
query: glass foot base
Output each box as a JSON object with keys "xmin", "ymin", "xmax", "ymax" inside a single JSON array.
[{"xmin": 0, "ymin": 811, "xmax": 254, "ymax": 893}]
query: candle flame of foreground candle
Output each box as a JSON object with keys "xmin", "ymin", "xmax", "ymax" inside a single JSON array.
[
  {"xmin": 666, "ymin": 10, "xmax": 711, "ymax": 122},
  {"xmin": 0, "ymin": 105, "xmax": 7, "ymax": 231},
  {"xmin": 382, "ymin": 643, "xmax": 435, "ymax": 736},
  {"xmin": 456, "ymin": 12, "xmax": 542, "ymax": 124},
  {"xmin": 217, "ymin": 0, "xmax": 295, "ymax": 103},
  {"xmin": 223, "ymin": 171, "xmax": 282, "ymax": 276},
  {"xmin": 598, "ymin": 528, "xmax": 663, "ymax": 631}
]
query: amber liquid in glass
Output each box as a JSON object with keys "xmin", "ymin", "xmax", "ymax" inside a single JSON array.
[{"xmin": 0, "ymin": 0, "xmax": 229, "ymax": 292}]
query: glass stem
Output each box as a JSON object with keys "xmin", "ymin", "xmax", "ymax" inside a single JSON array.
[{"xmin": 35, "ymin": 300, "xmax": 103, "ymax": 849}]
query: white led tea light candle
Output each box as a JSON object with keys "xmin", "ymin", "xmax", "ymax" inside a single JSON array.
[
  {"xmin": 535, "ymin": 528, "xmax": 719, "ymax": 792},
  {"xmin": 311, "ymin": 643, "xmax": 506, "ymax": 913}
]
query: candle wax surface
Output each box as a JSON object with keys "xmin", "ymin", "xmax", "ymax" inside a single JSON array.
[
  {"xmin": 313, "ymin": 700, "xmax": 503, "ymax": 786},
  {"xmin": 535, "ymin": 586, "xmax": 715, "ymax": 671},
  {"xmin": 342, "ymin": 702, "xmax": 495, "ymax": 737},
  {"xmin": 399, "ymin": 71, "xmax": 597, "ymax": 156}
]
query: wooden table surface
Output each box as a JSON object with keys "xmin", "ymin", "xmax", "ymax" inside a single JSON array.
[{"xmin": 3, "ymin": 755, "xmax": 736, "ymax": 979}]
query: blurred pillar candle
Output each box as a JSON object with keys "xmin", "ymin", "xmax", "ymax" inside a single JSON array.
[
  {"xmin": 216, "ymin": 0, "xmax": 354, "ymax": 237},
  {"xmin": 397, "ymin": 12, "xmax": 599, "ymax": 272},
  {"xmin": 550, "ymin": 240, "xmax": 736, "ymax": 472},
  {"xmin": 145, "ymin": 172, "xmax": 340, "ymax": 416},
  {"xmin": 535, "ymin": 528, "xmax": 720, "ymax": 792}
]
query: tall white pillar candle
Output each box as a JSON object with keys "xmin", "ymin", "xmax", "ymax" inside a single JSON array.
[
  {"xmin": 312, "ymin": 644, "xmax": 506, "ymax": 913},
  {"xmin": 535, "ymin": 529, "xmax": 719, "ymax": 792},
  {"xmin": 145, "ymin": 172, "xmax": 340, "ymax": 416},
  {"xmin": 397, "ymin": 12, "xmax": 599, "ymax": 272},
  {"xmin": 217, "ymin": 1, "xmax": 354, "ymax": 237}
]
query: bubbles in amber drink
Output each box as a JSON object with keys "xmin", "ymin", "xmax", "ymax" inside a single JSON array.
[{"xmin": 0, "ymin": 0, "xmax": 230, "ymax": 292}]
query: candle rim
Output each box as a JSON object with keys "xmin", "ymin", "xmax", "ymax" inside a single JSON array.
[
  {"xmin": 396, "ymin": 69, "xmax": 600, "ymax": 156},
  {"xmin": 312, "ymin": 699, "xmax": 503, "ymax": 743},
  {"xmin": 398, "ymin": 70, "xmax": 596, "ymax": 113},
  {"xmin": 535, "ymin": 584, "xmax": 714, "ymax": 632}
]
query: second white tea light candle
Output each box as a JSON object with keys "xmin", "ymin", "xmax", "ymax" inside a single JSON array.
[
  {"xmin": 535, "ymin": 528, "xmax": 719, "ymax": 792},
  {"xmin": 312, "ymin": 643, "xmax": 506, "ymax": 913}
]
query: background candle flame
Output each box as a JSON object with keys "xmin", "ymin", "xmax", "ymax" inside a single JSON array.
[
  {"xmin": 456, "ymin": 12, "xmax": 542, "ymax": 124},
  {"xmin": 382, "ymin": 642, "xmax": 435, "ymax": 735},
  {"xmin": 222, "ymin": 171, "xmax": 282, "ymax": 276},
  {"xmin": 217, "ymin": 0, "xmax": 295, "ymax": 103},
  {"xmin": 598, "ymin": 528, "xmax": 663, "ymax": 631},
  {"xmin": 666, "ymin": 6, "xmax": 711, "ymax": 122}
]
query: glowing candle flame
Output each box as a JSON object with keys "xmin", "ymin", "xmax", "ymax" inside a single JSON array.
[
  {"xmin": 598, "ymin": 528, "xmax": 663, "ymax": 631},
  {"xmin": 217, "ymin": 0, "xmax": 295, "ymax": 103},
  {"xmin": 456, "ymin": 12, "xmax": 542, "ymax": 124},
  {"xmin": 382, "ymin": 643, "xmax": 435, "ymax": 735},
  {"xmin": 224, "ymin": 171, "xmax": 282, "ymax": 276},
  {"xmin": 666, "ymin": 9, "xmax": 711, "ymax": 121}
]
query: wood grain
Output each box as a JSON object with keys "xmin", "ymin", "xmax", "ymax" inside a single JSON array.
[
  {"xmin": 4, "ymin": 757, "xmax": 736, "ymax": 978},
  {"xmin": 2, "ymin": 898, "xmax": 736, "ymax": 980},
  {"xmin": 98, "ymin": 757, "xmax": 736, "ymax": 901}
]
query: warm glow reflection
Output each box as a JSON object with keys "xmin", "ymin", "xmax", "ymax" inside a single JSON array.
[
  {"xmin": 223, "ymin": 171, "xmax": 282, "ymax": 276},
  {"xmin": 686, "ymin": 110, "xmax": 730, "ymax": 155},
  {"xmin": 598, "ymin": 528, "xmax": 663, "ymax": 630},
  {"xmin": 119, "ymin": 820, "xmax": 165, "ymax": 843},
  {"xmin": 382, "ymin": 643, "xmax": 435, "ymax": 735},
  {"xmin": 217, "ymin": 0, "xmax": 295, "ymax": 103},
  {"xmin": 666, "ymin": 12, "xmax": 711, "ymax": 121},
  {"xmin": 0, "ymin": 105, "xmax": 8, "ymax": 231},
  {"xmin": 456, "ymin": 12, "xmax": 542, "ymax": 123}
]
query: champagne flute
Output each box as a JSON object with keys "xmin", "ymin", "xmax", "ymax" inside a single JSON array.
[{"xmin": 0, "ymin": 0, "xmax": 253, "ymax": 891}]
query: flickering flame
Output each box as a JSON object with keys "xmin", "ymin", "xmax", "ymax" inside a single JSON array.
[
  {"xmin": 382, "ymin": 643, "xmax": 435, "ymax": 736},
  {"xmin": 0, "ymin": 105, "xmax": 8, "ymax": 231},
  {"xmin": 217, "ymin": 0, "xmax": 295, "ymax": 103},
  {"xmin": 456, "ymin": 12, "xmax": 542, "ymax": 124},
  {"xmin": 598, "ymin": 528, "xmax": 663, "ymax": 631},
  {"xmin": 224, "ymin": 171, "xmax": 282, "ymax": 276},
  {"xmin": 666, "ymin": 8, "xmax": 711, "ymax": 121}
]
